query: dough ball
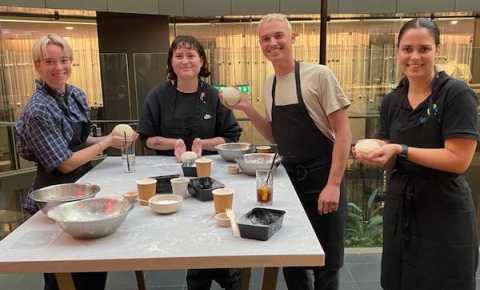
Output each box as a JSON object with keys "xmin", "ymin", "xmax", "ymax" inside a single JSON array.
[
  {"xmin": 112, "ymin": 124, "xmax": 134, "ymax": 138},
  {"xmin": 181, "ymin": 151, "xmax": 198, "ymax": 162},
  {"xmin": 355, "ymin": 139, "xmax": 381, "ymax": 155},
  {"xmin": 222, "ymin": 86, "xmax": 241, "ymax": 106}
]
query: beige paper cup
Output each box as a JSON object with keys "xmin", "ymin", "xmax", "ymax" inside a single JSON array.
[
  {"xmin": 256, "ymin": 145, "xmax": 272, "ymax": 153},
  {"xmin": 170, "ymin": 177, "xmax": 189, "ymax": 197},
  {"xmin": 212, "ymin": 187, "xmax": 234, "ymax": 214},
  {"xmin": 136, "ymin": 178, "xmax": 157, "ymax": 205},
  {"xmin": 195, "ymin": 158, "xmax": 213, "ymax": 177}
]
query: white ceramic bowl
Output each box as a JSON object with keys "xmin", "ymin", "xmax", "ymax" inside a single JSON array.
[{"xmin": 149, "ymin": 194, "xmax": 183, "ymax": 214}]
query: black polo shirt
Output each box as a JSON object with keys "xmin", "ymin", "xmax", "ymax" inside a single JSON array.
[{"xmin": 377, "ymin": 71, "xmax": 479, "ymax": 143}]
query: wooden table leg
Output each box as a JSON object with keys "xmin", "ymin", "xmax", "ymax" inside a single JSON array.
[
  {"xmin": 240, "ymin": 268, "xmax": 251, "ymax": 290},
  {"xmin": 261, "ymin": 267, "xmax": 279, "ymax": 290},
  {"xmin": 135, "ymin": 270, "xmax": 146, "ymax": 290},
  {"xmin": 55, "ymin": 273, "xmax": 76, "ymax": 290}
]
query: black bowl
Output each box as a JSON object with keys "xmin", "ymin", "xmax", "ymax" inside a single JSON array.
[
  {"xmin": 182, "ymin": 164, "xmax": 197, "ymax": 177},
  {"xmin": 150, "ymin": 174, "xmax": 180, "ymax": 193},
  {"xmin": 237, "ymin": 207, "xmax": 286, "ymax": 241},
  {"xmin": 188, "ymin": 177, "xmax": 224, "ymax": 201}
]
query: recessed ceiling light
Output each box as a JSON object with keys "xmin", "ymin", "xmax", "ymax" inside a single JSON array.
[
  {"xmin": 450, "ymin": 20, "xmax": 458, "ymax": 25},
  {"xmin": 65, "ymin": 26, "xmax": 74, "ymax": 30}
]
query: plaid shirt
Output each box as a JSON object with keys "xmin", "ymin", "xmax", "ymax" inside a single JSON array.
[{"xmin": 16, "ymin": 80, "xmax": 90, "ymax": 214}]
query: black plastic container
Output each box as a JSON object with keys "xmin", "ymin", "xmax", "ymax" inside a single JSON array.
[
  {"xmin": 188, "ymin": 177, "xmax": 224, "ymax": 201},
  {"xmin": 182, "ymin": 164, "xmax": 197, "ymax": 177},
  {"xmin": 150, "ymin": 174, "xmax": 180, "ymax": 193},
  {"xmin": 237, "ymin": 207, "xmax": 286, "ymax": 241}
]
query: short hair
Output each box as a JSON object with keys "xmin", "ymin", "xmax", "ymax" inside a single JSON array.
[
  {"xmin": 167, "ymin": 35, "xmax": 210, "ymax": 81},
  {"xmin": 398, "ymin": 18, "xmax": 440, "ymax": 47},
  {"xmin": 258, "ymin": 13, "xmax": 292, "ymax": 34},
  {"xmin": 32, "ymin": 34, "xmax": 73, "ymax": 63}
]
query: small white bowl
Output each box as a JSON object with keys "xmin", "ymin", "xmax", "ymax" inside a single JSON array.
[
  {"xmin": 149, "ymin": 194, "xmax": 183, "ymax": 214},
  {"xmin": 215, "ymin": 212, "xmax": 231, "ymax": 227}
]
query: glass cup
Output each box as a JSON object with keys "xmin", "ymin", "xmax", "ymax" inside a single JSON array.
[
  {"xmin": 121, "ymin": 141, "xmax": 135, "ymax": 173},
  {"xmin": 256, "ymin": 169, "xmax": 273, "ymax": 205}
]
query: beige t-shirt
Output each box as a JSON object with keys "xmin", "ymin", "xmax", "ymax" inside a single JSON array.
[{"xmin": 264, "ymin": 62, "xmax": 350, "ymax": 141}]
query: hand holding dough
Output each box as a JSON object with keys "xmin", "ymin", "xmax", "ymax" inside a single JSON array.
[
  {"xmin": 180, "ymin": 151, "xmax": 198, "ymax": 162},
  {"xmin": 112, "ymin": 124, "xmax": 134, "ymax": 138},
  {"xmin": 355, "ymin": 139, "xmax": 382, "ymax": 155},
  {"xmin": 222, "ymin": 87, "xmax": 241, "ymax": 106}
]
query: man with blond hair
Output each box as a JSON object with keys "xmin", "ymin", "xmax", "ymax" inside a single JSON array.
[{"xmin": 223, "ymin": 14, "xmax": 351, "ymax": 290}]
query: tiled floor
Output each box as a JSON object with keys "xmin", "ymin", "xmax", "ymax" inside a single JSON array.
[{"xmin": 1, "ymin": 253, "xmax": 479, "ymax": 289}]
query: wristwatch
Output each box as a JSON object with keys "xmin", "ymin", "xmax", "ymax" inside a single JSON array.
[{"xmin": 399, "ymin": 144, "xmax": 408, "ymax": 159}]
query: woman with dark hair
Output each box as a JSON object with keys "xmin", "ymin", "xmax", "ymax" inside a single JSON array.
[
  {"xmin": 138, "ymin": 35, "xmax": 241, "ymax": 161},
  {"xmin": 138, "ymin": 35, "xmax": 241, "ymax": 290},
  {"xmin": 355, "ymin": 18, "xmax": 479, "ymax": 290}
]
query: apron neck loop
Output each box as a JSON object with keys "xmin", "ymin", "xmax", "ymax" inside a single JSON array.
[{"xmin": 272, "ymin": 61, "xmax": 303, "ymax": 105}]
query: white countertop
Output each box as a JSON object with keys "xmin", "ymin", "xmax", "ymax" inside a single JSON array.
[{"xmin": 0, "ymin": 156, "xmax": 324, "ymax": 273}]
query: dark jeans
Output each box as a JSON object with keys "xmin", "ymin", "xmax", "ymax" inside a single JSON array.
[
  {"xmin": 283, "ymin": 267, "xmax": 339, "ymax": 290},
  {"xmin": 186, "ymin": 268, "xmax": 241, "ymax": 290},
  {"xmin": 44, "ymin": 272, "xmax": 107, "ymax": 290}
]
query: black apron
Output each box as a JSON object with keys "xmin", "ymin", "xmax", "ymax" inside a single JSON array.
[
  {"xmin": 271, "ymin": 62, "xmax": 347, "ymax": 270},
  {"xmin": 33, "ymin": 90, "xmax": 92, "ymax": 189},
  {"xmin": 381, "ymin": 86, "xmax": 479, "ymax": 290},
  {"xmin": 159, "ymin": 81, "xmax": 216, "ymax": 155},
  {"xmin": 32, "ymin": 88, "xmax": 107, "ymax": 290}
]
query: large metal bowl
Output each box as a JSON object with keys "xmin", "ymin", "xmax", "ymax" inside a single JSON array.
[
  {"xmin": 235, "ymin": 153, "xmax": 281, "ymax": 176},
  {"xmin": 30, "ymin": 183, "xmax": 100, "ymax": 214},
  {"xmin": 215, "ymin": 142, "xmax": 253, "ymax": 162},
  {"xmin": 47, "ymin": 197, "xmax": 133, "ymax": 239}
]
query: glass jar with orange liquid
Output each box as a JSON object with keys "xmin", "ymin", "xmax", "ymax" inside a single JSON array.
[{"xmin": 256, "ymin": 169, "xmax": 273, "ymax": 205}]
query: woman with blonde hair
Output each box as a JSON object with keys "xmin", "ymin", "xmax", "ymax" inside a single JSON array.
[{"xmin": 16, "ymin": 33, "xmax": 135, "ymax": 290}]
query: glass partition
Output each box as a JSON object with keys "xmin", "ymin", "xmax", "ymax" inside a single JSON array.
[
  {"xmin": 0, "ymin": 16, "xmax": 479, "ymax": 245},
  {"xmin": 133, "ymin": 52, "xmax": 168, "ymax": 119}
]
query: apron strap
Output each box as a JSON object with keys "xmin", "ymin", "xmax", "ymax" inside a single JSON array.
[{"xmin": 272, "ymin": 61, "xmax": 303, "ymax": 105}]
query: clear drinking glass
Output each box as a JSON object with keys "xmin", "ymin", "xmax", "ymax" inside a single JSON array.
[
  {"xmin": 256, "ymin": 169, "xmax": 273, "ymax": 205},
  {"xmin": 121, "ymin": 141, "xmax": 135, "ymax": 173}
]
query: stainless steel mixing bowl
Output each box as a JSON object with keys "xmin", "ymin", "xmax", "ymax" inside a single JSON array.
[
  {"xmin": 47, "ymin": 197, "xmax": 133, "ymax": 239},
  {"xmin": 30, "ymin": 183, "xmax": 100, "ymax": 214},
  {"xmin": 215, "ymin": 142, "xmax": 253, "ymax": 162},
  {"xmin": 234, "ymin": 153, "xmax": 281, "ymax": 176}
]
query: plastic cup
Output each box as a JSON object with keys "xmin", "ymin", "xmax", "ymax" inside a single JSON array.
[
  {"xmin": 212, "ymin": 187, "xmax": 234, "ymax": 214},
  {"xmin": 170, "ymin": 177, "xmax": 189, "ymax": 198},
  {"xmin": 136, "ymin": 178, "xmax": 157, "ymax": 205}
]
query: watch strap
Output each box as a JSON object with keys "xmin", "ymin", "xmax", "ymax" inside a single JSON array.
[{"xmin": 399, "ymin": 144, "xmax": 408, "ymax": 159}]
